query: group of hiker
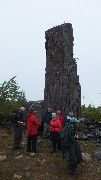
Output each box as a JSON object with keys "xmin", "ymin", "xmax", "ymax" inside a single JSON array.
[{"xmin": 11, "ymin": 106, "xmax": 83, "ymax": 175}]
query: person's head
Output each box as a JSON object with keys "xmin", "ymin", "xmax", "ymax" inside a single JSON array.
[
  {"xmin": 57, "ymin": 110, "xmax": 61, "ymax": 115},
  {"xmin": 52, "ymin": 112, "xmax": 57, "ymax": 119},
  {"xmin": 29, "ymin": 108, "xmax": 36, "ymax": 114},
  {"xmin": 47, "ymin": 107, "xmax": 52, "ymax": 112},
  {"xmin": 69, "ymin": 111, "xmax": 73, "ymax": 117},
  {"xmin": 20, "ymin": 107, "xmax": 25, "ymax": 112}
]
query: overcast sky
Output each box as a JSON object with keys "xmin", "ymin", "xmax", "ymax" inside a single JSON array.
[{"xmin": 0, "ymin": 0, "xmax": 101, "ymax": 107}]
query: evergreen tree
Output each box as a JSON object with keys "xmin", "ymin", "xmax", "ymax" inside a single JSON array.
[{"xmin": 0, "ymin": 76, "xmax": 27, "ymax": 123}]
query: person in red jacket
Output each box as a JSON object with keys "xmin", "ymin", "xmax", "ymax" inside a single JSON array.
[
  {"xmin": 57, "ymin": 110, "xmax": 64, "ymax": 129},
  {"xmin": 26, "ymin": 109, "xmax": 41, "ymax": 156},
  {"xmin": 50, "ymin": 113, "xmax": 61, "ymax": 154}
]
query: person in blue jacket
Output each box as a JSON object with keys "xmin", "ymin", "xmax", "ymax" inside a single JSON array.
[{"xmin": 42, "ymin": 107, "xmax": 52, "ymax": 138}]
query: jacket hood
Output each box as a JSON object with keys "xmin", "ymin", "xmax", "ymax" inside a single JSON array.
[
  {"xmin": 66, "ymin": 116, "xmax": 80, "ymax": 124},
  {"xmin": 27, "ymin": 112, "xmax": 35, "ymax": 118}
]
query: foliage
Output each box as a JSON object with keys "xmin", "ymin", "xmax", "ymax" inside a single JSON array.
[
  {"xmin": 0, "ymin": 76, "xmax": 27, "ymax": 123},
  {"xmin": 81, "ymin": 104, "xmax": 101, "ymax": 121}
]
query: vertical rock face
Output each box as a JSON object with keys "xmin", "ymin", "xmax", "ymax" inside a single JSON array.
[{"xmin": 44, "ymin": 23, "xmax": 81, "ymax": 117}]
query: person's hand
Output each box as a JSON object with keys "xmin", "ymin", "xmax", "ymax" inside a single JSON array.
[
  {"xmin": 74, "ymin": 134, "xmax": 78, "ymax": 138},
  {"xmin": 76, "ymin": 134, "xmax": 78, "ymax": 138},
  {"xmin": 18, "ymin": 121, "xmax": 25, "ymax": 126}
]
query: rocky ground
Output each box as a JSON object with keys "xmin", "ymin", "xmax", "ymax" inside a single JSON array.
[{"xmin": 0, "ymin": 127, "xmax": 101, "ymax": 180}]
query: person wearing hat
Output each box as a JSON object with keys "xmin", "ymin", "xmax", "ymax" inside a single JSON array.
[{"xmin": 60, "ymin": 112, "xmax": 83, "ymax": 175}]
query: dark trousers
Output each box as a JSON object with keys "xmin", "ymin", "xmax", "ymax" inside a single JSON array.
[
  {"xmin": 13, "ymin": 126, "xmax": 23, "ymax": 148},
  {"xmin": 50, "ymin": 132, "xmax": 61, "ymax": 153},
  {"xmin": 27, "ymin": 134, "xmax": 37, "ymax": 153}
]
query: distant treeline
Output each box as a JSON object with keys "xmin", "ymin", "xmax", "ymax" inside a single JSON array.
[{"xmin": 0, "ymin": 76, "xmax": 101, "ymax": 125}]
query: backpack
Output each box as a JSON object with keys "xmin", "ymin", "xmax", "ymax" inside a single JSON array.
[{"xmin": 60, "ymin": 124, "xmax": 75, "ymax": 153}]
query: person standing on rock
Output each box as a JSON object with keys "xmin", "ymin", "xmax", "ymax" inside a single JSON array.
[{"xmin": 26, "ymin": 109, "xmax": 41, "ymax": 156}]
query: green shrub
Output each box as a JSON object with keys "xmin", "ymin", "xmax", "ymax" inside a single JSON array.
[{"xmin": 81, "ymin": 104, "xmax": 101, "ymax": 121}]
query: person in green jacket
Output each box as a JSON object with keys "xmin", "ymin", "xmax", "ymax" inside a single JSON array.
[{"xmin": 60, "ymin": 112, "xmax": 83, "ymax": 175}]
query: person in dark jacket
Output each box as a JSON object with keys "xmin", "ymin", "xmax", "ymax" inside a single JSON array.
[
  {"xmin": 60, "ymin": 112, "xmax": 83, "ymax": 175},
  {"xmin": 26, "ymin": 109, "xmax": 41, "ymax": 156},
  {"xmin": 20, "ymin": 107, "xmax": 28, "ymax": 138},
  {"xmin": 12, "ymin": 108, "xmax": 25, "ymax": 150},
  {"xmin": 42, "ymin": 107, "xmax": 52, "ymax": 138}
]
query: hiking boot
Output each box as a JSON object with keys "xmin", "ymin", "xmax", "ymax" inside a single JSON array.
[
  {"xmin": 34, "ymin": 150, "xmax": 39, "ymax": 153},
  {"xmin": 12, "ymin": 146, "xmax": 22, "ymax": 151},
  {"xmin": 17, "ymin": 146, "xmax": 23, "ymax": 149},
  {"xmin": 26, "ymin": 150, "xmax": 31, "ymax": 153},
  {"xmin": 12, "ymin": 147, "xmax": 17, "ymax": 151},
  {"xmin": 50, "ymin": 151, "xmax": 57, "ymax": 155},
  {"xmin": 68, "ymin": 167, "xmax": 76, "ymax": 176}
]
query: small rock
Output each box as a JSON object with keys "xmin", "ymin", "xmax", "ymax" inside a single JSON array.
[
  {"xmin": 14, "ymin": 174, "xmax": 22, "ymax": 179},
  {"xmin": 93, "ymin": 150, "xmax": 101, "ymax": 160},
  {"xmin": 24, "ymin": 172, "xmax": 30, "ymax": 178},
  {"xmin": 46, "ymin": 173, "xmax": 49, "ymax": 176},
  {"xmin": 7, "ymin": 146, "xmax": 13, "ymax": 149},
  {"xmin": 23, "ymin": 166, "xmax": 30, "ymax": 171},
  {"xmin": 82, "ymin": 153, "xmax": 91, "ymax": 160},
  {"xmin": 86, "ymin": 133, "xmax": 94, "ymax": 139},
  {"xmin": 15, "ymin": 154, "xmax": 23, "ymax": 159},
  {"xmin": 96, "ymin": 143, "xmax": 101, "ymax": 147},
  {"xmin": 42, "ymin": 159, "xmax": 46, "ymax": 163},
  {"xmin": 0, "ymin": 156, "xmax": 7, "ymax": 161},
  {"xmin": 21, "ymin": 141, "xmax": 27, "ymax": 145},
  {"xmin": 95, "ymin": 130, "xmax": 101, "ymax": 138},
  {"xmin": 78, "ymin": 133, "xmax": 88, "ymax": 140}
]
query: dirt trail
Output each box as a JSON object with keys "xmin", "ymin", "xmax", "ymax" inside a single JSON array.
[{"xmin": 0, "ymin": 128, "xmax": 101, "ymax": 180}]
